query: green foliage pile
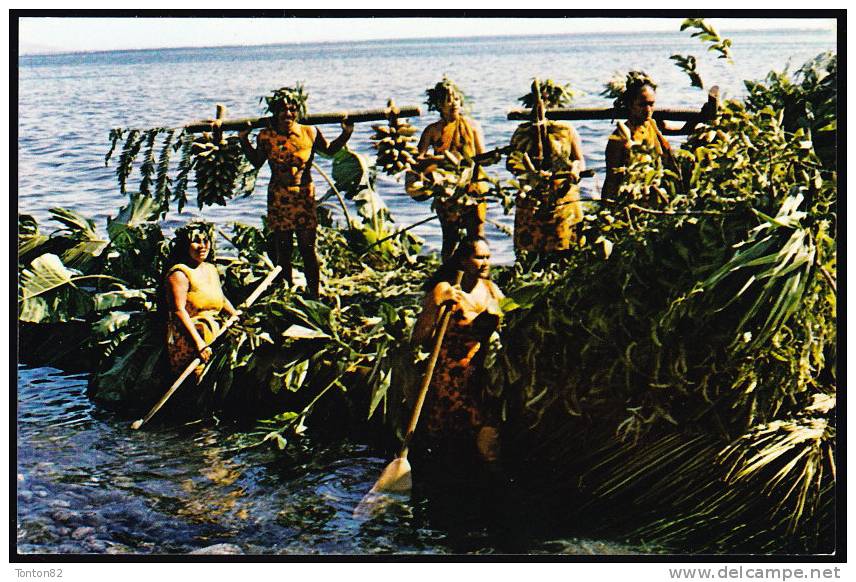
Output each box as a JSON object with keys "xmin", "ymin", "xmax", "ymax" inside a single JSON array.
[
  {"xmin": 19, "ymin": 142, "xmax": 432, "ymax": 446},
  {"xmin": 494, "ymin": 53, "xmax": 836, "ymax": 553}
]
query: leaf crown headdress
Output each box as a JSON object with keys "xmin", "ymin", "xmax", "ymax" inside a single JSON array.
[
  {"xmin": 601, "ymin": 71, "xmax": 657, "ymax": 110},
  {"xmin": 518, "ymin": 79, "xmax": 576, "ymax": 109},
  {"xmin": 425, "ymin": 77, "xmax": 469, "ymax": 113},
  {"xmin": 172, "ymin": 220, "xmax": 216, "ymax": 260},
  {"xmin": 262, "ymin": 83, "xmax": 309, "ymax": 119}
]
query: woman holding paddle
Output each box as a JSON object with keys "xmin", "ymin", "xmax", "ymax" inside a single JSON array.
[
  {"xmin": 162, "ymin": 221, "xmax": 238, "ymax": 380},
  {"xmin": 239, "ymin": 84, "xmax": 354, "ymax": 299},
  {"xmin": 408, "ymin": 78, "xmax": 487, "ymax": 260},
  {"xmin": 412, "ymin": 236, "xmax": 504, "ymax": 465}
]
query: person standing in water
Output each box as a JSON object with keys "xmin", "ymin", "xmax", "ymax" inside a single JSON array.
[
  {"xmin": 408, "ymin": 78, "xmax": 487, "ymax": 260},
  {"xmin": 162, "ymin": 221, "xmax": 238, "ymax": 381},
  {"xmin": 240, "ymin": 84, "xmax": 354, "ymax": 299},
  {"xmin": 412, "ymin": 236, "xmax": 504, "ymax": 466}
]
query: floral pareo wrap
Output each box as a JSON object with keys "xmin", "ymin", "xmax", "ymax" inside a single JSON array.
[{"xmin": 267, "ymin": 183, "xmax": 317, "ymax": 232}]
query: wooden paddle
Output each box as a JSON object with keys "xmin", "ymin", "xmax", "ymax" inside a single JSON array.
[
  {"xmin": 365, "ymin": 271, "xmax": 465, "ymax": 495},
  {"xmin": 130, "ymin": 265, "xmax": 282, "ymax": 430}
]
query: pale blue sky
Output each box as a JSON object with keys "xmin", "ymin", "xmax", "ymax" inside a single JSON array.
[{"xmin": 18, "ymin": 16, "xmax": 836, "ymax": 54}]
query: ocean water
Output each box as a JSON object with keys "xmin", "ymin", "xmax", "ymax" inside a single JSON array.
[
  {"xmin": 18, "ymin": 27, "xmax": 835, "ymax": 264},
  {"xmin": 16, "ymin": 26, "xmax": 836, "ymax": 556}
]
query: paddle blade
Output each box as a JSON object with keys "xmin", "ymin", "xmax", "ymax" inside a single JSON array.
[
  {"xmin": 130, "ymin": 419, "xmax": 144, "ymax": 430},
  {"xmin": 370, "ymin": 457, "xmax": 412, "ymax": 493},
  {"xmin": 353, "ymin": 457, "xmax": 412, "ymax": 519}
]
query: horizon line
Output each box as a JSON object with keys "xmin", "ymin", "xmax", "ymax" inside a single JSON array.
[{"xmin": 18, "ymin": 25, "xmax": 833, "ymax": 58}]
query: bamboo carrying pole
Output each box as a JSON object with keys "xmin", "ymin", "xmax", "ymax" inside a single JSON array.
[
  {"xmin": 507, "ymin": 107, "xmax": 703, "ymax": 122},
  {"xmin": 130, "ymin": 265, "xmax": 283, "ymax": 430},
  {"xmin": 364, "ymin": 271, "xmax": 465, "ymax": 495},
  {"xmin": 183, "ymin": 105, "xmax": 422, "ymax": 133}
]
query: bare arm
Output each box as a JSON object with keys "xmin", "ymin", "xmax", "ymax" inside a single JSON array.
[
  {"xmin": 470, "ymin": 119, "xmax": 486, "ymax": 155},
  {"xmin": 411, "ymin": 282, "xmax": 469, "ymax": 346},
  {"xmin": 167, "ymin": 271, "xmax": 212, "ymax": 362},
  {"xmin": 602, "ymin": 135, "xmax": 627, "ymax": 199},
  {"xmin": 239, "ymin": 131, "xmax": 267, "ymax": 169},
  {"xmin": 569, "ymin": 126, "xmax": 586, "ymax": 171},
  {"xmin": 314, "ymin": 121, "xmax": 354, "ymax": 156},
  {"xmin": 661, "ymin": 86, "xmax": 720, "ymax": 136}
]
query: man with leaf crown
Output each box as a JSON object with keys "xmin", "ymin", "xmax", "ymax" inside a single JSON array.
[
  {"xmin": 240, "ymin": 84, "xmax": 353, "ymax": 299},
  {"xmin": 507, "ymin": 79, "xmax": 586, "ymax": 257},
  {"xmin": 407, "ymin": 77, "xmax": 487, "ymax": 260}
]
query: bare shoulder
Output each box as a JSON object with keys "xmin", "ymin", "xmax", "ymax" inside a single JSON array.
[
  {"xmin": 422, "ymin": 119, "xmax": 444, "ymax": 137},
  {"xmin": 167, "ymin": 267, "xmax": 190, "ymax": 287},
  {"xmin": 488, "ymin": 280, "xmax": 505, "ymax": 300}
]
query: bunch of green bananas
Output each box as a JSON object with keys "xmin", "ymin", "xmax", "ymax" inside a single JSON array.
[
  {"xmin": 370, "ymin": 120, "xmax": 418, "ymax": 175},
  {"xmin": 191, "ymin": 136, "xmax": 257, "ymax": 209}
]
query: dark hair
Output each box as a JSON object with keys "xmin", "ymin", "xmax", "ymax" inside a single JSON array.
[
  {"xmin": 423, "ymin": 236, "xmax": 489, "ymax": 290},
  {"xmin": 162, "ymin": 221, "xmax": 216, "ymax": 278},
  {"xmin": 425, "ymin": 77, "xmax": 467, "ymax": 113},
  {"xmin": 617, "ymin": 71, "xmax": 657, "ymax": 110}
]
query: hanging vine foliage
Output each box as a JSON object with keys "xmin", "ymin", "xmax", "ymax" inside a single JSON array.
[{"xmin": 105, "ymin": 126, "xmax": 258, "ymax": 216}]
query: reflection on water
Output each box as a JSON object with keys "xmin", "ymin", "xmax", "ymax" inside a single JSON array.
[{"xmin": 17, "ymin": 365, "xmax": 641, "ymax": 555}]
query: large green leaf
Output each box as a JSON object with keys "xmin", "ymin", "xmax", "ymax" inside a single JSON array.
[
  {"xmin": 18, "ymin": 254, "xmax": 94, "ymax": 323},
  {"xmin": 18, "ymin": 215, "xmax": 48, "ymax": 260},
  {"xmin": 107, "ymin": 193, "xmax": 161, "ymax": 243},
  {"xmin": 329, "ymin": 146, "xmax": 372, "ymax": 199}
]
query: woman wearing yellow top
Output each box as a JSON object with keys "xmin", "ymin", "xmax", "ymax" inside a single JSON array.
[
  {"xmin": 507, "ymin": 80, "xmax": 586, "ymax": 255},
  {"xmin": 410, "ymin": 78, "xmax": 487, "ymax": 260},
  {"xmin": 163, "ymin": 222, "xmax": 238, "ymax": 378},
  {"xmin": 240, "ymin": 85, "xmax": 354, "ymax": 299}
]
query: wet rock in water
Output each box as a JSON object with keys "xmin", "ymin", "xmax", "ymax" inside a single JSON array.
[
  {"xmin": 71, "ymin": 526, "xmax": 95, "ymax": 540},
  {"xmin": 106, "ymin": 543, "xmax": 135, "ymax": 554},
  {"xmin": 189, "ymin": 543, "xmax": 244, "ymax": 555},
  {"xmin": 57, "ymin": 543, "xmax": 80, "ymax": 554},
  {"xmin": 86, "ymin": 539, "xmax": 108, "ymax": 553},
  {"xmin": 55, "ymin": 526, "xmax": 70, "ymax": 536},
  {"xmin": 18, "ymin": 473, "xmax": 25, "ymax": 482},
  {"xmin": 19, "ymin": 490, "xmax": 33, "ymax": 502},
  {"xmin": 50, "ymin": 499, "xmax": 72, "ymax": 508},
  {"xmin": 51, "ymin": 509, "xmax": 76, "ymax": 523}
]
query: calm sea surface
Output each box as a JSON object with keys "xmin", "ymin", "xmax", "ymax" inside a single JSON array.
[{"xmin": 17, "ymin": 27, "xmax": 835, "ymax": 555}]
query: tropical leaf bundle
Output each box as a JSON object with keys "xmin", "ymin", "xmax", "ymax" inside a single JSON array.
[{"xmin": 406, "ymin": 152, "xmax": 498, "ymax": 219}]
